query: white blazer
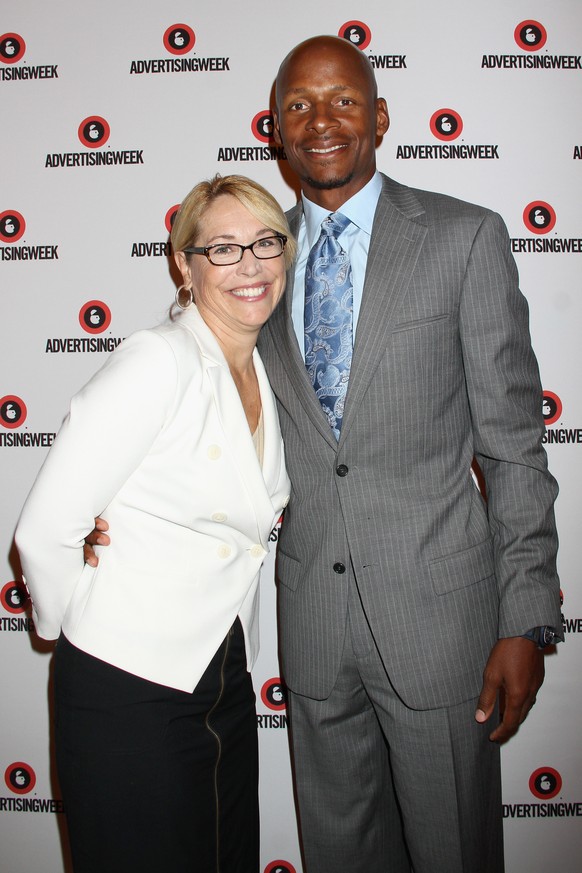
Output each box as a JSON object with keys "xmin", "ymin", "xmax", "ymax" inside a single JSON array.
[{"xmin": 16, "ymin": 305, "xmax": 290, "ymax": 692}]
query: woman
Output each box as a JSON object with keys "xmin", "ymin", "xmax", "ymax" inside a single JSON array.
[{"xmin": 15, "ymin": 174, "xmax": 295, "ymax": 873}]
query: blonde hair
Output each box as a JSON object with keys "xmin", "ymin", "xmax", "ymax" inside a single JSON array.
[{"xmin": 171, "ymin": 174, "xmax": 296, "ymax": 269}]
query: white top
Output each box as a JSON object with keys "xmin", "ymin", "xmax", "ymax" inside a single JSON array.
[{"xmin": 16, "ymin": 305, "xmax": 290, "ymax": 692}]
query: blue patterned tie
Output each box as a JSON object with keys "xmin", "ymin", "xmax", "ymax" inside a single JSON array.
[{"xmin": 304, "ymin": 212, "xmax": 353, "ymax": 439}]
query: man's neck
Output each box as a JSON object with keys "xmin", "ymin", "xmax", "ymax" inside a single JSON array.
[
  {"xmin": 300, "ymin": 168, "xmax": 377, "ymax": 213},
  {"xmin": 300, "ymin": 188, "xmax": 350, "ymax": 213}
]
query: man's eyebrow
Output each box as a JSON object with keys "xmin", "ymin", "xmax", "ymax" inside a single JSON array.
[{"xmin": 284, "ymin": 84, "xmax": 353, "ymax": 95}]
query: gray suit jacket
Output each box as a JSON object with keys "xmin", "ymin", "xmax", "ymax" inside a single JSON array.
[{"xmin": 259, "ymin": 174, "xmax": 561, "ymax": 710}]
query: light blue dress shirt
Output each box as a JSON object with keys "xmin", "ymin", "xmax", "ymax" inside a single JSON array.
[{"xmin": 291, "ymin": 171, "xmax": 383, "ymax": 359}]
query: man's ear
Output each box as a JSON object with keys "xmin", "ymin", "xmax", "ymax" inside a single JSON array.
[
  {"xmin": 376, "ymin": 98, "xmax": 390, "ymax": 138},
  {"xmin": 272, "ymin": 109, "xmax": 283, "ymax": 146}
]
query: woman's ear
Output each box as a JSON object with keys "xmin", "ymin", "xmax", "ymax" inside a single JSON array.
[{"xmin": 174, "ymin": 251, "xmax": 192, "ymax": 288}]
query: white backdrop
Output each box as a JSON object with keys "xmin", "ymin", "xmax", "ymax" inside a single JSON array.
[{"xmin": 1, "ymin": 2, "xmax": 581, "ymax": 871}]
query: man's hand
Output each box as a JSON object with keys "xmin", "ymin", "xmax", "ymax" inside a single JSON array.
[
  {"xmin": 475, "ymin": 636, "xmax": 545, "ymax": 743},
  {"xmin": 83, "ymin": 517, "xmax": 110, "ymax": 567}
]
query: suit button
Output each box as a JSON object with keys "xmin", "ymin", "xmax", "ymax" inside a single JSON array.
[
  {"xmin": 211, "ymin": 512, "xmax": 227, "ymax": 523},
  {"xmin": 333, "ymin": 562, "xmax": 346, "ymax": 574},
  {"xmin": 207, "ymin": 444, "xmax": 222, "ymax": 460},
  {"xmin": 336, "ymin": 464, "xmax": 349, "ymax": 477},
  {"xmin": 217, "ymin": 545, "xmax": 231, "ymax": 559},
  {"xmin": 250, "ymin": 544, "xmax": 265, "ymax": 559}
]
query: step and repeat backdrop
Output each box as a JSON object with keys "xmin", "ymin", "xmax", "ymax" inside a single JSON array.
[{"xmin": 1, "ymin": 1, "xmax": 581, "ymax": 870}]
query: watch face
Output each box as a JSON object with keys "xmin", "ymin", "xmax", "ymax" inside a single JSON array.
[{"xmin": 542, "ymin": 627, "xmax": 556, "ymax": 646}]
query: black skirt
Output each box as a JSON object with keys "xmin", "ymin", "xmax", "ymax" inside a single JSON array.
[{"xmin": 54, "ymin": 619, "xmax": 259, "ymax": 873}]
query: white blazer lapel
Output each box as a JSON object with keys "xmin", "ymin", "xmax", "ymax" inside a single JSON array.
[
  {"xmin": 180, "ymin": 306, "xmax": 285, "ymax": 547},
  {"xmin": 253, "ymin": 349, "xmax": 288, "ymax": 517}
]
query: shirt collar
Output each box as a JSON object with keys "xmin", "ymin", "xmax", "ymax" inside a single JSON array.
[{"xmin": 301, "ymin": 171, "xmax": 383, "ymax": 246}]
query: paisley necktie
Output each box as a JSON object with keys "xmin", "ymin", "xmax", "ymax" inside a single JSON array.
[{"xmin": 304, "ymin": 212, "xmax": 353, "ymax": 439}]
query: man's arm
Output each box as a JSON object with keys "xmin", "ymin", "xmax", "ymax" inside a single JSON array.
[
  {"xmin": 475, "ymin": 636, "xmax": 545, "ymax": 742},
  {"xmin": 459, "ymin": 210, "xmax": 561, "ymax": 741},
  {"xmin": 83, "ymin": 517, "xmax": 110, "ymax": 567}
]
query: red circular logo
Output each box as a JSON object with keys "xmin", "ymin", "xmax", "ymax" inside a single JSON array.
[
  {"xmin": 338, "ymin": 21, "xmax": 371, "ymax": 51},
  {"xmin": 260, "ymin": 678, "xmax": 287, "ymax": 711},
  {"xmin": 165, "ymin": 204, "xmax": 180, "ymax": 235},
  {"xmin": 0, "ymin": 33, "xmax": 26, "ymax": 64},
  {"xmin": 542, "ymin": 391, "xmax": 562, "ymax": 426},
  {"xmin": 163, "ymin": 24, "xmax": 195, "ymax": 55},
  {"xmin": 430, "ymin": 109, "xmax": 463, "ymax": 141},
  {"xmin": 0, "ymin": 210, "xmax": 26, "ymax": 243},
  {"xmin": 0, "ymin": 395, "xmax": 27, "ymax": 429},
  {"xmin": 79, "ymin": 300, "xmax": 112, "ymax": 334},
  {"xmin": 1, "ymin": 581, "xmax": 29, "ymax": 614},
  {"xmin": 251, "ymin": 111, "xmax": 275, "ymax": 143},
  {"xmin": 529, "ymin": 767, "xmax": 562, "ymax": 799},
  {"xmin": 514, "ymin": 21, "xmax": 547, "ymax": 52},
  {"xmin": 523, "ymin": 201, "xmax": 556, "ymax": 235},
  {"xmin": 78, "ymin": 116, "xmax": 111, "ymax": 149},
  {"xmin": 5, "ymin": 762, "xmax": 36, "ymax": 795},
  {"xmin": 265, "ymin": 863, "xmax": 297, "ymax": 873}
]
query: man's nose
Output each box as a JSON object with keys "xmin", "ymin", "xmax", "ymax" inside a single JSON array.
[{"xmin": 307, "ymin": 103, "xmax": 339, "ymax": 133}]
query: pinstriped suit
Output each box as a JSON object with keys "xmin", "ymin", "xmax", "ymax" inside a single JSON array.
[{"xmin": 258, "ymin": 174, "xmax": 561, "ymax": 872}]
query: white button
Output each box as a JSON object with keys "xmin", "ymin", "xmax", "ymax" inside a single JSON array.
[
  {"xmin": 217, "ymin": 545, "xmax": 231, "ymax": 559},
  {"xmin": 207, "ymin": 444, "xmax": 222, "ymax": 460},
  {"xmin": 250, "ymin": 545, "xmax": 265, "ymax": 559},
  {"xmin": 211, "ymin": 512, "xmax": 227, "ymax": 523}
]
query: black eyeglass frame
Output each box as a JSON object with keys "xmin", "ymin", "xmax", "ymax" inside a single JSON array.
[{"xmin": 183, "ymin": 233, "xmax": 287, "ymax": 265}]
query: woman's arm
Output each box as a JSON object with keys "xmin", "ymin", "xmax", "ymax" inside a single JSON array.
[{"xmin": 15, "ymin": 329, "xmax": 178, "ymax": 638}]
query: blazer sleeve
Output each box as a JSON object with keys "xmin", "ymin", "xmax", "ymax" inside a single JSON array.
[
  {"xmin": 458, "ymin": 210, "xmax": 561, "ymax": 638},
  {"xmin": 15, "ymin": 329, "xmax": 179, "ymax": 639}
]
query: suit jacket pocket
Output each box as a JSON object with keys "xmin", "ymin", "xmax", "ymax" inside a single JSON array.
[
  {"xmin": 429, "ymin": 538, "xmax": 494, "ymax": 595},
  {"xmin": 276, "ymin": 548, "xmax": 302, "ymax": 592},
  {"xmin": 391, "ymin": 313, "xmax": 450, "ymax": 334}
]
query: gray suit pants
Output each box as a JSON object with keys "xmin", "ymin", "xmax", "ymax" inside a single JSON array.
[{"xmin": 287, "ymin": 579, "xmax": 504, "ymax": 873}]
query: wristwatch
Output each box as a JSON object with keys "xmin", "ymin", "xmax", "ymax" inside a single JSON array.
[{"xmin": 521, "ymin": 626, "xmax": 558, "ymax": 649}]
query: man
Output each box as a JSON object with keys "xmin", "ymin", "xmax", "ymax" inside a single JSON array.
[
  {"xmin": 256, "ymin": 35, "xmax": 562, "ymax": 873},
  {"xmin": 85, "ymin": 34, "xmax": 560, "ymax": 872}
]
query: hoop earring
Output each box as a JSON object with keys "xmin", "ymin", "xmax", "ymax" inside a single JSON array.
[{"xmin": 175, "ymin": 284, "xmax": 194, "ymax": 309}]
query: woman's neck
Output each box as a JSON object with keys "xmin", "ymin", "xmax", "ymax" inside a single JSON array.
[{"xmin": 215, "ymin": 329, "xmax": 262, "ymax": 432}]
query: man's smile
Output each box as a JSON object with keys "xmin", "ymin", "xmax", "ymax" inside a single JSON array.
[{"xmin": 304, "ymin": 143, "xmax": 347, "ymax": 154}]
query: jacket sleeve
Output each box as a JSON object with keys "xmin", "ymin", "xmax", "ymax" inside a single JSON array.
[
  {"xmin": 15, "ymin": 329, "xmax": 178, "ymax": 639},
  {"xmin": 459, "ymin": 210, "xmax": 561, "ymax": 638}
]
